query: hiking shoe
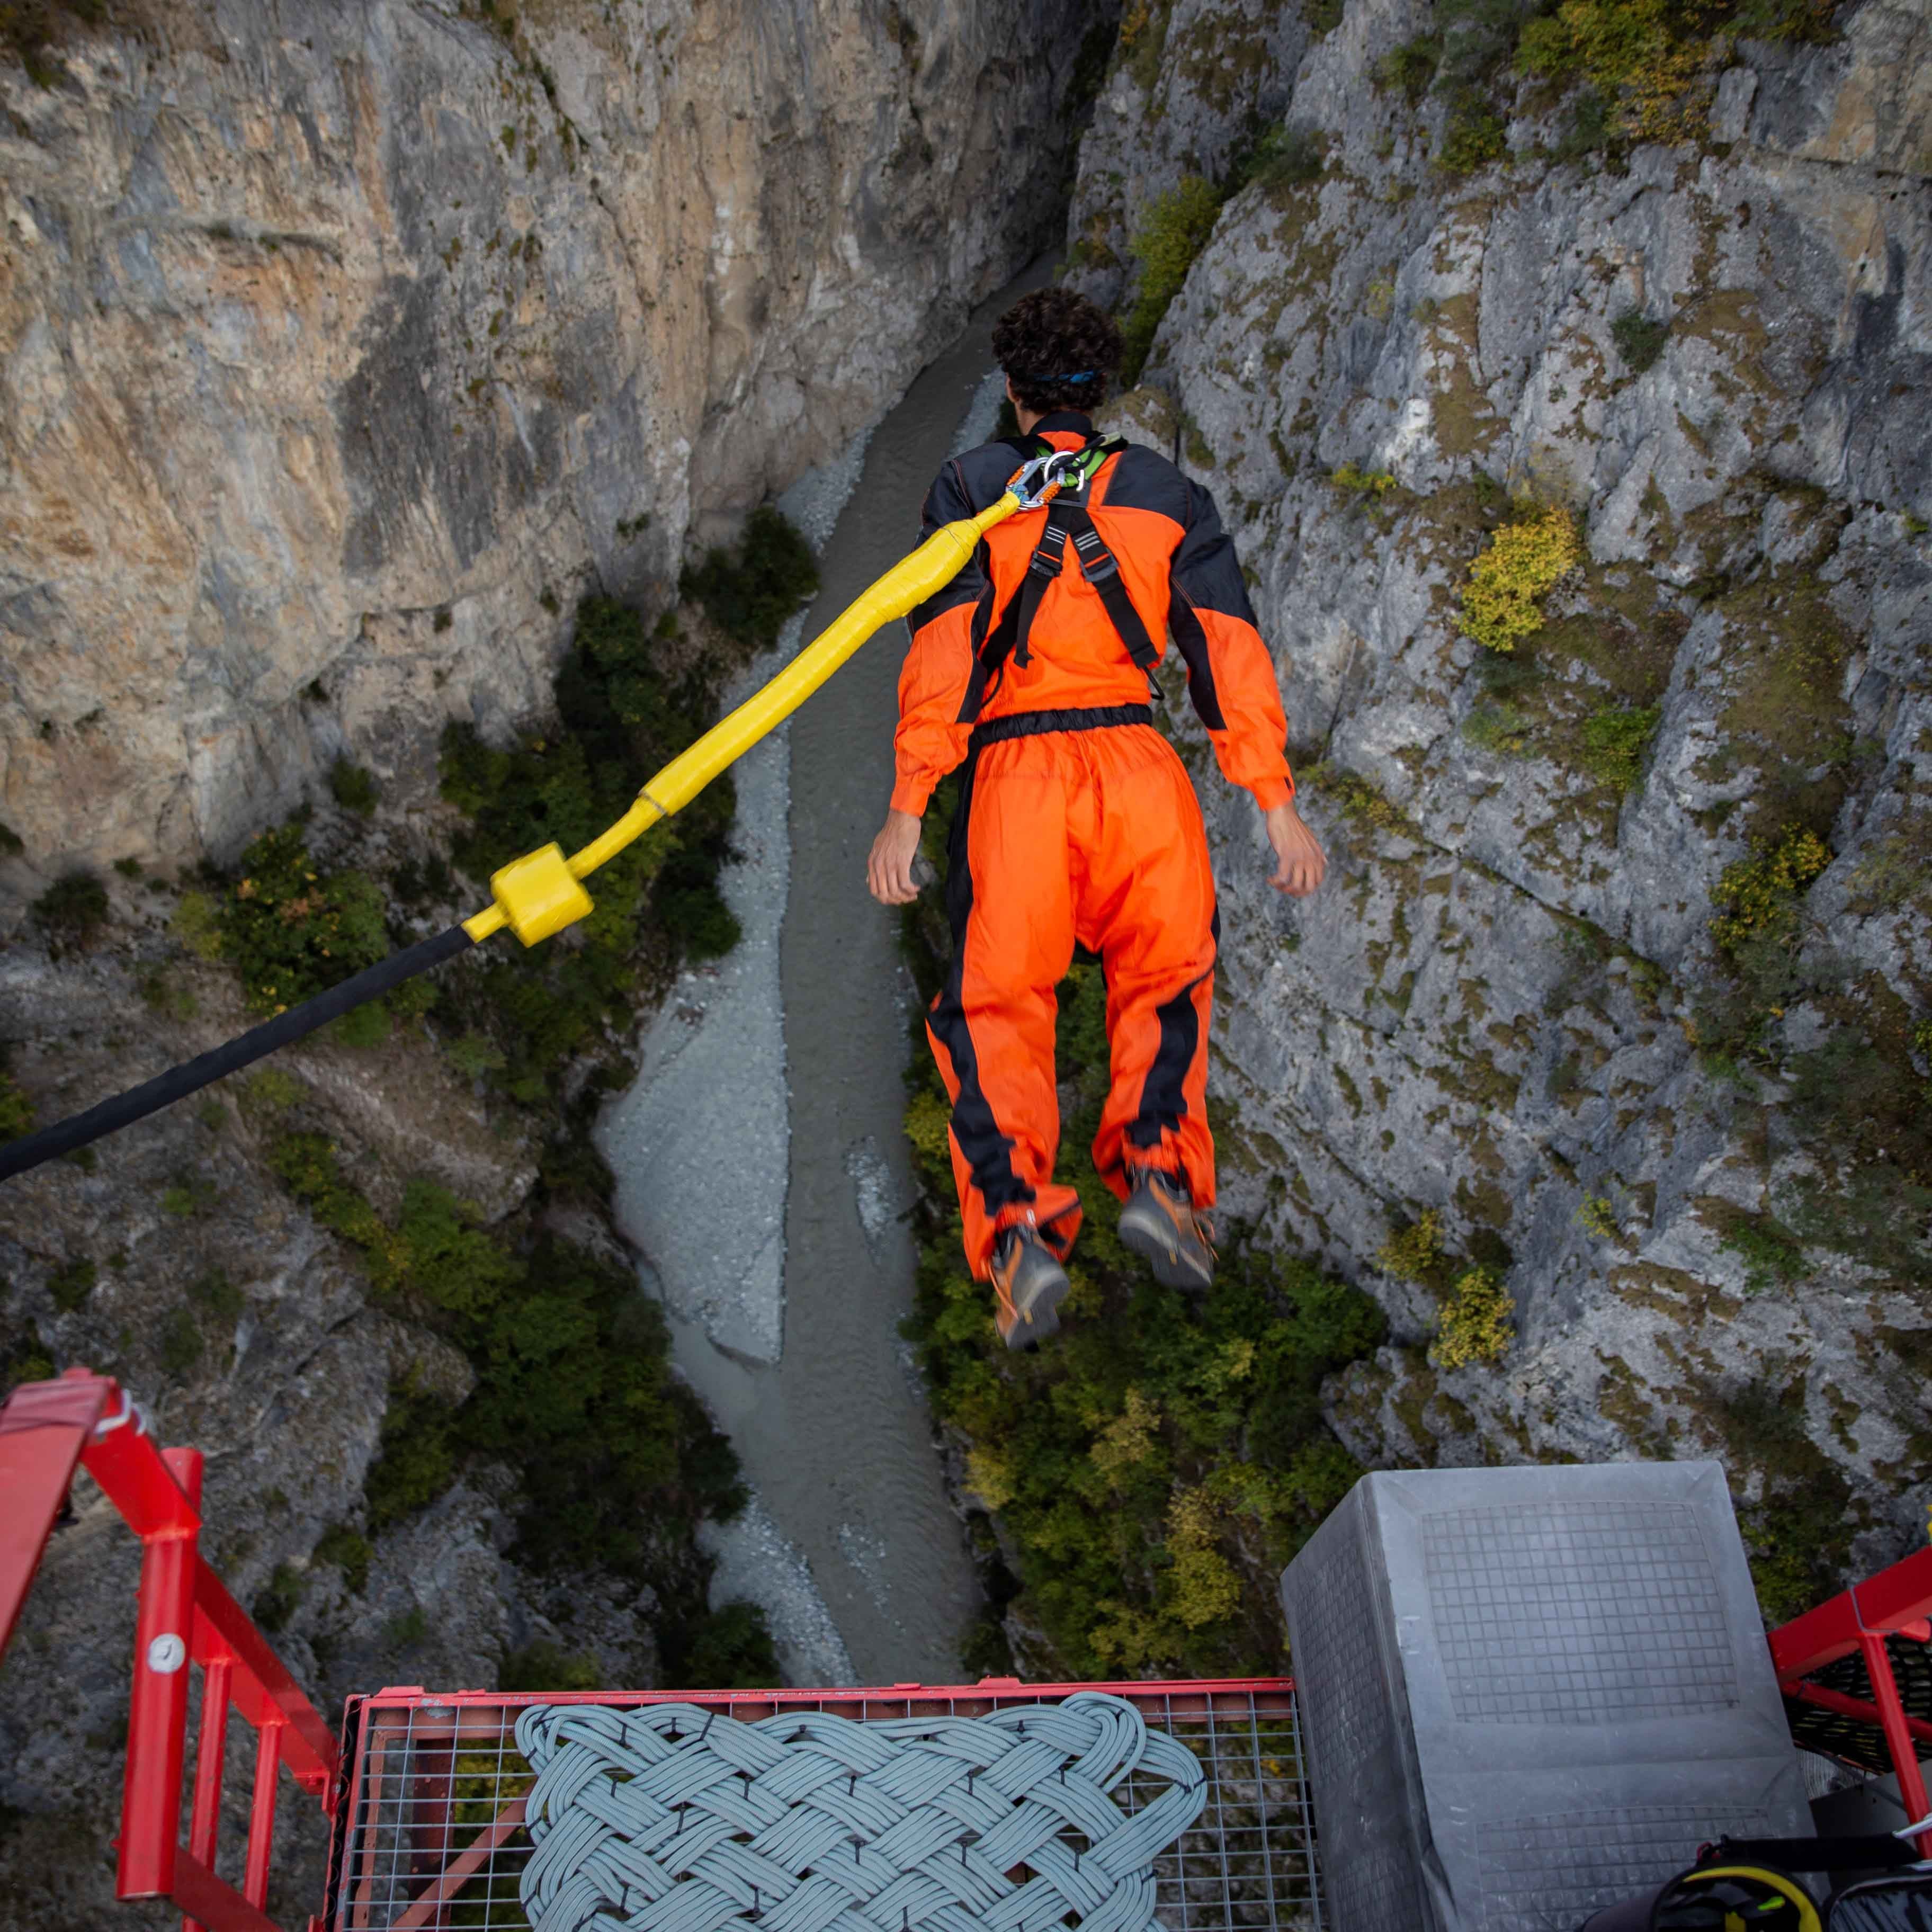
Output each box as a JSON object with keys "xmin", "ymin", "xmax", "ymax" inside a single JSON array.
[
  {"xmin": 989, "ymin": 1224, "xmax": 1071, "ymax": 1351},
  {"xmin": 1119, "ymin": 1167, "xmax": 1217, "ymax": 1293}
]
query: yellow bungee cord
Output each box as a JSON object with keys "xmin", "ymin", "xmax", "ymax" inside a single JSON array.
[{"xmin": 462, "ymin": 442, "xmax": 1106, "ymax": 949}]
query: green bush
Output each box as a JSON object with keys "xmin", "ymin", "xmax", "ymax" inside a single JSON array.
[
  {"xmin": 663, "ymin": 1601, "xmax": 781, "ymax": 1691},
  {"xmin": 158, "ymin": 1307, "xmax": 203, "ymax": 1378},
  {"xmin": 32, "ymin": 870, "xmax": 108, "ymax": 949},
  {"xmin": 1439, "ymin": 96, "xmax": 1508, "ymax": 172},
  {"xmin": 252, "ymin": 1562, "xmax": 304, "ymax": 1635},
  {"xmin": 220, "ymin": 823, "xmax": 388, "ymax": 1014},
  {"xmin": 1377, "ymin": 34, "xmax": 1441, "ymax": 100},
  {"xmin": 1120, "ymin": 174, "xmax": 1227, "ymax": 386},
  {"xmin": 330, "ymin": 757, "xmax": 379, "ymax": 817},
  {"xmin": 1229, "ymin": 122, "xmax": 1326, "ymax": 195},
  {"xmin": 189, "ymin": 1268, "xmax": 245, "ymax": 1324},
  {"xmin": 285, "ymin": 1131, "xmax": 747, "ymax": 1582},
  {"xmin": 49, "ymin": 1257, "xmax": 96, "ymax": 1312},
  {"xmin": 314, "ymin": 1523, "xmax": 373, "ymax": 1594},
  {"xmin": 680, "ymin": 507, "xmax": 819, "ymax": 652},
  {"xmin": 1330, "ymin": 463, "xmax": 1397, "ymax": 497},
  {"xmin": 1718, "ymin": 1211, "xmax": 1807, "ymax": 1292},
  {"xmin": 1463, "ymin": 703, "xmax": 1531, "ymax": 755},
  {"xmin": 1610, "ymin": 310, "xmax": 1669, "ymax": 373},
  {"xmin": 2, "ymin": 1316, "xmax": 55, "ymax": 1391},
  {"xmin": 499, "ymin": 1640, "xmax": 602, "ymax": 1692},
  {"xmin": 365, "ymin": 1388, "xmax": 462, "ymax": 1531},
  {"xmin": 1378, "ymin": 1210, "xmax": 1446, "ymax": 1283},
  {"xmin": 1578, "ymin": 703, "xmax": 1660, "ymax": 790},
  {"xmin": 0, "ymin": 1072, "xmax": 33, "ymax": 1141}
]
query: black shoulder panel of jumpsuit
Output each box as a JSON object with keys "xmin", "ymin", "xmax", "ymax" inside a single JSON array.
[{"xmin": 1096, "ymin": 444, "xmax": 1259, "ymax": 734}]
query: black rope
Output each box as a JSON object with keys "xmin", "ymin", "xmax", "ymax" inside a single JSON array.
[{"xmin": 0, "ymin": 923, "xmax": 476, "ymax": 1183}]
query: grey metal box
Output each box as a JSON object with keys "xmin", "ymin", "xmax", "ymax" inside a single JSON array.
[{"xmin": 1281, "ymin": 1461, "xmax": 1811, "ymax": 1932}]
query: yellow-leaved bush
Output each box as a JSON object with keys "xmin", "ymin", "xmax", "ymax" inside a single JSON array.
[
  {"xmin": 1459, "ymin": 504, "xmax": 1581, "ymax": 653},
  {"xmin": 1433, "ymin": 1265, "xmax": 1516, "ymax": 1370},
  {"xmin": 1709, "ymin": 826, "xmax": 1832, "ymax": 953},
  {"xmin": 1165, "ymin": 1488, "xmax": 1245, "ymax": 1630}
]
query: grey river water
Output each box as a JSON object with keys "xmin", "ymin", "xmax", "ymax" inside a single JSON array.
[{"xmin": 600, "ymin": 264, "xmax": 1049, "ymax": 1685}]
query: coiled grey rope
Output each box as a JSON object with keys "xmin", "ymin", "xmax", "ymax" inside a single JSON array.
[{"xmin": 515, "ymin": 1693, "xmax": 1206, "ymax": 1932}]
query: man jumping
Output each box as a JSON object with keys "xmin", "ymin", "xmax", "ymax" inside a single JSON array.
[{"xmin": 866, "ymin": 287, "xmax": 1326, "ymax": 1348}]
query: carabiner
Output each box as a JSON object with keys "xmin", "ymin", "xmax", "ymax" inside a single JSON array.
[{"xmin": 1006, "ymin": 446, "xmax": 1092, "ymax": 511}]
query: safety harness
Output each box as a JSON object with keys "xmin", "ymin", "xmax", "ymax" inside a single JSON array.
[{"xmin": 976, "ymin": 431, "xmax": 1158, "ymax": 688}]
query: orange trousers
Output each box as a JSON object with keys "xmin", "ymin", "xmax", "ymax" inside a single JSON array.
[{"xmin": 926, "ymin": 719, "xmax": 1218, "ymax": 1278}]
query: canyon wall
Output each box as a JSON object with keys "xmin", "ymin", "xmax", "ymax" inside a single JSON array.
[
  {"xmin": 1080, "ymin": 0, "xmax": 1930, "ymax": 1600},
  {"xmin": 0, "ymin": 0, "xmax": 1104, "ymax": 872}
]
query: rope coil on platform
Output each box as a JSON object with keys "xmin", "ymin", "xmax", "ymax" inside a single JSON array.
[{"xmin": 514, "ymin": 1693, "xmax": 1207, "ymax": 1932}]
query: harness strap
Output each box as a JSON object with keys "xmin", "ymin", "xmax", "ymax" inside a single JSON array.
[
  {"xmin": 968, "ymin": 703, "xmax": 1153, "ymax": 751},
  {"xmin": 977, "ymin": 434, "xmax": 1155, "ymax": 684}
]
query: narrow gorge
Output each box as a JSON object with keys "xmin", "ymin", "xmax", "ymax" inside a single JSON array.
[{"xmin": 0, "ymin": 0, "xmax": 1927, "ymax": 1924}]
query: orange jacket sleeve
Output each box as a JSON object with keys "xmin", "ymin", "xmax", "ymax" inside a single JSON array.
[
  {"xmin": 891, "ymin": 459, "xmax": 989, "ymax": 816},
  {"xmin": 1168, "ymin": 480, "xmax": 1294, "ymax": 809}
]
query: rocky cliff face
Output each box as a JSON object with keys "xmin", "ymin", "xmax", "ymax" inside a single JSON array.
[
  {"xmin": 1083, "ymin": 0, "xmax": 1930, "ymax": 1602},
  {"xmin": 0, "ymin": 0, "xmax": 1103, "ymax": 872}
]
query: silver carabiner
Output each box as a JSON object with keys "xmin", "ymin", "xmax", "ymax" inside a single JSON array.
[{"xmin": 1007, "ymin": 447, "xmax": 1090, "ymax": 511}]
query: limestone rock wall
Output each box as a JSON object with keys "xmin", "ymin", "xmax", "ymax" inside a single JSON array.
[
  {"xmin": 1087, "ymin": 0, "xmax": 1931, "ymax": 1590},
  {"xmin": 0, "ymin": 0, "xmax": 1102, "ymax": 873}
]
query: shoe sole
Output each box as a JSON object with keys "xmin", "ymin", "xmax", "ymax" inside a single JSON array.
[
  {"xmin": 999, "ymin": 1266, "xmax": 1070, "ymax": 1351},
  {"xmin": 1119, "ymin": 1205, "xmax": 1214, "ymax": 1294}
]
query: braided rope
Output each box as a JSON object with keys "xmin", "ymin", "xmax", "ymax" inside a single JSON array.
[{"xmin": 515, "ymin": 1693, "xmax": 1206, "ymax": 1932}]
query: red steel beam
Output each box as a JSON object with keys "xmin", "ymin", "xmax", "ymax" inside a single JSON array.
[
  {"xmin": 1769, "ymin": 1545, "xmax": 1932, "ymax": 1681},
  {"xmin": 186, "ymin": 1653, "xmax": 232, "ymax": 1932},
  {"xmin": 243, "ymin": 1721, "xmax": 283, "ymax": 1911},
  {"xmin": 1787, "ymin": 1677, "xmax": 1932, "ymax": 1748},
  {"xmin": 119, "ymin": 1444, "xmax": 202, "ymax": 1900},
  {"xmin": 0, "ymin": 1371, "xmax": 112, "ymax": 1659}
]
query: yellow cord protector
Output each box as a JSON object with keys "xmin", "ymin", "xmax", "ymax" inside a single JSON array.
[{"xmin": 462, "ymin": 487, "xmax": 1031, "ymax": 948}]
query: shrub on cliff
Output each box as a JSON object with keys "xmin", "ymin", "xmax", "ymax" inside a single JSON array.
[
  {"xmin": 1709, "ymin": 826, "xmax": 1831, "ymax": 955},
  {"xmin": 1120, "ymin": 174, "xmax": 1226, "ymax": 386},
  {"xmin": 1578, "ymin": 703, "xmax": 1661, "ymax": 791},
  {"xmin": 1457, "ymin": 504, "xmax": 1581, "ymax": 653},
  {"xmin": 681, "ymin": 506, "xmax": 819, "ymax": 653},
  {"xmin": 1432, "ymin": 1265, "xmax": 1515, "ymax": 1370},
  {"xmin": 32, "ymin": 869, "xmax": 109, "ymax": 952},
  {"xmin": 218, "ymin": 825, "xmax": 388, "ymax": 1013}
]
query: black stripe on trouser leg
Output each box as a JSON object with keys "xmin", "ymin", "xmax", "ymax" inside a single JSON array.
[
  {"xmin": 929, "ymin": 746, "xmax": 1030, "ymax": 1217},
  {"xmin": 1125, "ymin": 906, "xmax": 1219, "ymax": 1160}
]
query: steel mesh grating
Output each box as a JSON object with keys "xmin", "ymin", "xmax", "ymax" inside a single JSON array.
[{"xmin": 328, "ymin": 1684, "xmax": 1323, "ymax": 1932}]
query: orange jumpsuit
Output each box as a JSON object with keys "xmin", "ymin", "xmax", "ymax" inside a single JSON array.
[{"xmin": 893, "ymin": 411, "xmax": 1294, "ymax": 1278}]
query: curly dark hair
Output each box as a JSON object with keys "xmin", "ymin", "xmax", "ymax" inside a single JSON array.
[{"xmin": 992, "ymin": 288, "xmax": 1123, "ymax": 417}]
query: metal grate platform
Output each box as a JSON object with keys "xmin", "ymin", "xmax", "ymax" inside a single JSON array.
[{"xmin": 325, "ymin": 1681, "xmax": 1323, "ymax": 1932}]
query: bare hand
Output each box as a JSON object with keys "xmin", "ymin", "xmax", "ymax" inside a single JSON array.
[
  {"xmin": 1264, "ymin": 800, "xmax": 1326, "ymax": 897},
  {"xmin": 867, "ymin": 809, "xmax": 924, "ymax": 905}
]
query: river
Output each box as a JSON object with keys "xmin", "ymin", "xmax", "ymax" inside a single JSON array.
[{"xmin": 599, "ymin": 263, "xmax": 1049, "ymax": 1686}]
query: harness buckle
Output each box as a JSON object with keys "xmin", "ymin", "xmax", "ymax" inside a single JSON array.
[{"xmin": 1069, "ymin": 525, "xmax": 1119, "ymax": 583}]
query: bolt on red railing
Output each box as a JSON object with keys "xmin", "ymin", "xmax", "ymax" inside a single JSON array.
[{"xmin": 0, "ymin": 1368, "xmax": 339, "ymax": 1932}]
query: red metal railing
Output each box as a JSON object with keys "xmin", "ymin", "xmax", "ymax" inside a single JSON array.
[
  {"xmin": 1768, "ymin": 1542, "xmax": 1932, "ymax": 1852},
  {"xmin": 0, "ymin": 1368, "xmax": 338, "ymax": 1932}
]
